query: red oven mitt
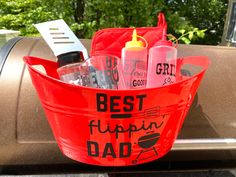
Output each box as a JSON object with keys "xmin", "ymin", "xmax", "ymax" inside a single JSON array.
[{"xmin": 90, "ymin": 13, "xmax": 167, "ymax": 58}]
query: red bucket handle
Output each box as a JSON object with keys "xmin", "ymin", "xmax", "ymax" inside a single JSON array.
[
  {"xmin": 181, "ymin": 56, "xmax": 209, "ymax": 69},
  {"xmin": 176, "ymin": 56, "xmax": 210, "ymax": 75},
  {"xmin": 177, "ymin": 56, "xmax": 210, "ymax": 70},
  {"xmin": 23, "ymin": 56, "xmax": 59, "ymax": 79}
]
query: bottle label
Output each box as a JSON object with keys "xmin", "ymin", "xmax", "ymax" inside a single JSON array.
[
  {"xmin": 155, "ymin": 62, "xmax": 176, "ymax": 86},
  {"xmin": 130, "ymin": 61, "xmax": 147, "ymax": 89}
]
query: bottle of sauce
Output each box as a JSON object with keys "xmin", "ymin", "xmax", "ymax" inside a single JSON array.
[
  {"xmin": 121, "ymin": 29, "xmax": 147, "ymax": 89},
  {"xmin": 147, "ymin": 28, "xmax": 177, "ymax": 88}
]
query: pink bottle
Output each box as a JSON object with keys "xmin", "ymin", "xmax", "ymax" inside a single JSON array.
[
  {"xmin": 147, "ymin": 28, "xmax": 177, "ymax": 88},
  {"xmin": 121, "ymin": 29, "xmax": 147, "ymax": 89}
]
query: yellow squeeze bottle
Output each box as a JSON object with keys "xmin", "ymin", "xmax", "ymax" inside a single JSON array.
[{"xmin": 121, "ymin": 29, "xmax": 147, "ymax": 89}]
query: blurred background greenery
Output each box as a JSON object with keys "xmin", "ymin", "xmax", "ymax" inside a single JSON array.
[{"xmin": 0, "ymin": 0, "xmax": 228, "ymax": 45}]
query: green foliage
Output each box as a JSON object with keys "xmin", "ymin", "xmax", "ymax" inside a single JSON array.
[
  {"xmin": 167, "ymin": 0, "xmax": 228, "ymax": 44},
  {"xmin": 169, "ymin": 28, "xmax": 207, "ymax": 45},
  {"xmin": 0, "ymin": 0, "xmax": 56, "ymax": 36},
  {"xmin": 0, "ymin": 0, "xmax": 228, "ymax": 45},
  {"xmin": 0, "ymin": 0, "xmax": 79, "ymax": 36},
  {"xmin": 74, "ymin": 0, "xmax": 166, "ymax": 38},
  {"xmin": 79, "ymin": 0, "xmax": 227, "ymax": 44}
]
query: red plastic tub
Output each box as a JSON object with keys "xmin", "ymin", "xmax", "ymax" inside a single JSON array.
[{"xmin": 24, "ymin": 55, "xmax": 209, "ymax": 166}]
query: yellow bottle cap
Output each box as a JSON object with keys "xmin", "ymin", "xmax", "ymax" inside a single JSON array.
[{"xmin": 125, "ymin": 29, "xmax": 144, "ymax": 48}]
